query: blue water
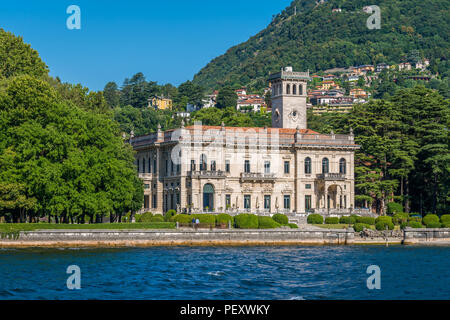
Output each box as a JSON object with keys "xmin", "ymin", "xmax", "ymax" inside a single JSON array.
[{"xmin": 0, "ymin": 246, "xmax": 449, "ymax": 300}]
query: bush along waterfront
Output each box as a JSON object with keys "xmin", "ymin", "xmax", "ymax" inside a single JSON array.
[{"xmin": 308, "ymin": 212, "xmax": 450, "ymax": 231}]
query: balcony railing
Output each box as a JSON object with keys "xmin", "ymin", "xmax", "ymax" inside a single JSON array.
[
  {"xmin": 316, "ymin": 173, "xmax": 346, "ymax": 181},
  {"xmin": 187, "ymin": 170, "xmax": 226, "ymax": 179},
  {"xmin": 240, "ymin": 172, "xmax": 276, "ymax": 182}
]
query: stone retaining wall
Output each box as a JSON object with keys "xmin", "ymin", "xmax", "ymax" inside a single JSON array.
[
  {"xmin": 403, "ymin": 227, "xmax": 450, "ymax": 244},
  {"xmin": 0, "ymin": 228, "xmax": 355, "ymax": 247}
]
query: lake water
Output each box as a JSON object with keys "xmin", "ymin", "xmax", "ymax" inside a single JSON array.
[{"xmin": 0, "ymin": 246, "xmax": 449, "ymax": 300}]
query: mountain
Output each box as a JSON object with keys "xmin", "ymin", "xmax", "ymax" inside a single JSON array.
[{"xmin": 192, "ymin": 0, "xmax": 449, "ymax": 90}]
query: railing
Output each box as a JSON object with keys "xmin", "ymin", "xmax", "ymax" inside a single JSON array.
[
  {"xmin": 187, "ymin": 170, "xmax": 226, "ymax": 179},
  {"xmin": 240, "ymin": 172, "xmax": 276, "ymax": 181},
  {"xmin": 316, "ymin": 173, "xmax": 346, "ymax": 181}
]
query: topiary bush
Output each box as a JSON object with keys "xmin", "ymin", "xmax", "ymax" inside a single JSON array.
[
  {"xmin": 150, "ymin": 215, "xmax": 164, "ymax": 222},
  {"xmin": 288, "ymin": 223, "xmax": 299, "ymax": 229},
  {"xmin": 408, "ymin": 221, "xmax": 424, "ymax": 228},
  {"xmin": 173, "ymin": 214, "xmax": 193, "ymax": 224},
  {"xmin": 272, "ymin": 213, "xmax": 289, "ymax": 225},
  {"xmin": 325, "ymin": 217, "xmax": 339, "ymax": 224},
  {"xmin": 375, "ymin": 216, "xmax": 393, "ymax": 224},
  {"xmin": 216, "ymin": 214, "xmax": 233, "ymax": 225},
  {"xmin": 339, "ymin": 216, "xmax": 356, "ymax": 224},
  {"xmin": 164, "ymin": 210, "xmax": 177, "ymax": 221},
  {"xmin": 375, "ymin": 221, "xmax": 395, "ymax": 231},
  {"xmin": 440, "ymin": 215, "xmax": 450, "ymax": 224},
  {"xmin": 355, "ymin": 216, "xmax": 376, "ymax": 225},
  {"xmin": 425, "ymin": 222, "xmax": 442, "ymax": 229},
  {"xmin": 257, "ymin": 216, "xmax": 281, "ymax": 229},
  {"xmin": 392, "ymin": 213, "xmax": 408, "ymax": 225},
  {"xmin": 423, "ymin": 214, "xmax": 440, "ymax": 227},
  {"xmin": 192, "ymin": 214, "xmax": 216, "ymax": 225},
  {"xmin": 441, "ymin": 222, "xmax": 450, "ymax": 228},
  {"xmin": 387, "ymin": 202, "xmax": 404, "ymax": 215},
  {"xmin": 408, "ymin": 215, "xmax": 422, "ymax": 223},
  {"xmin": 136, "ymin": 212, "xmax": 153, "ymax": 223},
  {"xmin": 234, "ymin": 214, "xmax": 259, "ymax": 229},
  {"xmin": 354, "ymin": 223, "xmax": 371, "ymax": 232},
  {"xmin": 307, "ymin": 214, "xmax": 323, "ymax": 224}
]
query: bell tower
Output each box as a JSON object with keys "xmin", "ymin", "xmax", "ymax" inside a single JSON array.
[{"xmin": 269, "ymin": 67, "xmax": 310, "ymax": 129}]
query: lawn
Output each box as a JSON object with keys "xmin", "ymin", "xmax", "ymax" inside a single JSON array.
[
  {"xmin": 0, "ymin": 222, "xmax": 176, "ymax": 234},
  {"xmin": 313, "ymin": 224, "xmax": 350, "ymax": 229}
]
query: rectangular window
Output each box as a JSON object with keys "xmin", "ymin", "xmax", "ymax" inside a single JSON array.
[
  {"xmin": 264, "ymin": 161, "xmax": 271, "ymax": 174},
  {"xmin": 211, "ymin": 160, "xmax": 217, "ymax": 171},
  {"xmin": 225, "ymin": 195, "xmax": 231, "ymax": 208},
  {"xmin": 148, "ymin": 158, "xmax": 151, "ymax": 173},
  {"xmin": 284, "ymin": 195, "xmax": 291, "ymax": 210},
  {"xmin": 152, "ymin": 194, "xmax": 157, "ymax": 209},
  {"xmin": 191, "ymin": 160, "xmax": 196, "ymax": 171},
  {"xmin": 225, "ymin": 160, "xmax": 230, "ymax": 173},
  {"xmin": 176, "ymin": 193, "xmax": 180, "ymax": 206},
  {"xmin": 171, "ymin": 160, "xmax": 174, "ymax": 174},
  {"xmin": 305, "ymin": 195, "xmax": 312, "ymax": 211},
  {"xmin": 144, "ymin": 184, "xmax": 150, "ymax": 189},
  {"xmin": 244, "ymin": 160, "xmax": 250, "ymax": 173},
  {"xmin": 344, "ymin": 195, "xmax": 347, "ymax": 209},
  {"xmin": 153, "ymin": 159, "xmax": 157, "ymax": 174},
  {"xmin": 244, "ymin": 195, "xmax": 251, "ymax": 209},
  {"xmin": 284, "ymin": 161, "xmax": 290, "ymax": 174},
  {"xmin": 305, "ymin": 184, "xmax": 312, "ymax": 190},
  {"xmin": 165, "ymin": 159, "xmax": 168, "ymax": 174},
  {"xmin": 144, "ymin": 195, "xmax": 150, "ymax": 209},
  {"xmin": 187, "ymin": 195, "xmax": 191, "ymax": 207},
  {"xmin": 137, "ymin": 159, "xmax": 140, "ymax": 173},
  {"xmin": 264, "ymin": 195, "xmax": 271, "ymax": 210}
]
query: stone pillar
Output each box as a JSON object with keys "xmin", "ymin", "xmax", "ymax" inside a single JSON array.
[{"xmin": 156, "ymin": 147, "xmax": 164, "ymax": 214}]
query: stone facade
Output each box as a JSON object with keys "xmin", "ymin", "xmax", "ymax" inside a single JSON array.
[{"xmin": 132, "ymin": 68, "xmax": 360, "ymax": 216}]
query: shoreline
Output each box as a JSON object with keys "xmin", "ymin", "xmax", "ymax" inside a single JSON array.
[{"xmin": 1, "ymin": 228, "xmax": 449, "ymax": 248}]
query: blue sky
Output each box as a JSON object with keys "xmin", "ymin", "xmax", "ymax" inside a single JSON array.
[{"xmin": 0, "ymin": 0, "xmax": 292, "ymax": 91}]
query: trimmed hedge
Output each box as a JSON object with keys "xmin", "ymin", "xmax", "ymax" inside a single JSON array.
[
  {"xmin": 216, "ymin": 214, "xmax": 233, "ymax": 225},
  {"xmin": 408, "ymin": 221, "xmax": 424, "ymax": 228},
  {"xmin": 192, "ymin": 214, "xmax": 216, "ymax": 225},
  {"xmin": 151, "ymin": 215, "xmax": 164, "ymax": 222},
  {"xmin": 257, "ymin": 216, "xmax": 281, "ymax": 229},
  {"xmin": 164, "ymin": 210, "xmax": 177, "ymax": 221},
  {"xmin": 392, "ymin": 213, "xmax": 408, "ymax": 225},
  {"xmin": 375, "ymin": 216, "xmax": 393, "ymax": 224},
  {"xmin": 440, "ymin": 215, "xmax": 450, "ymax": 224},
  {"xmin": 423, "ymin": 214, "xmax": 440, "ymax": 227},
  {"xmin": 408, "ymin": 216, "xmax": 422, "ymax": 223},
  {"xmin": 354, "ymin": 223, "xmax": 371, "ymax": 232},
  {"xmin": 272, "ymin": 214, "xmax": 289, "ymax": 225},
  {"xmin": 173, "ymin": 214, "xmax": 193, "ymax": 224},
  {"xmin": 426, "ymin": 222, "xmax": 442, "ymax": 229},
  {"xmin": 136, "ymin": 212, "xmax": 153, "ymax": 223},
  {"xmin": 325, "ymin": 217, "xmax": 339, "ymax": 224},
  {"xmin": 288, "ymin": 223, "xmax": 299, "ymax": 229},
  {"xmin": 387, "ymin": 202, "xmax": 404, "ymax": 215},
  {"xmin": 375, "ymin": 221, "xmax": 395, "ymax": 231},
  {"xmin": 339, "ymin": 216, "xmax": 356, "ymax": 224},
  {"xmin": 355, "ymin": 216, "xmax": 376, "ymax": 225},
  {"xmin": 307, "ymin": 214, "xmax": 323, "ymax": 224},
  {"xmin": 442, "ymin": 222, "xmax": 450, "ymax": 228},
  {"xmin": 234, "ymin": 214, "xmax": 259, "ymax": 229}
]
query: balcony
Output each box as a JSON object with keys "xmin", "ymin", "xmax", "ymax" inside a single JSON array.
[
  {"xmin": 240, "ymin": 172, "xmax": 276, "ymax": 182},
  {"xmin": 316, "ymin": 173, "xmax": 346, "ymax": 181},
  {"xmin": 188, "ymin": 170, "xmax": 226, "ymax": 179}
]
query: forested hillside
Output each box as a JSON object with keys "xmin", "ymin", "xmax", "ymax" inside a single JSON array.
[{"xmin": 193, "ymin": 0, "xmax": 449, "ymax": 90}]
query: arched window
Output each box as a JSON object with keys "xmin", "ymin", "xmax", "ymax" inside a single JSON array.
[
  {"xmin": 339, "ymin": 158, "xmax": 346, "ymax": 174},
  {"xmin": 299, "ymin": 84, "xmax": 303, "ymax": 95},
  {"xmin": 305, "ymin": 157, "xmax": 312, "ymax": 174},
  {"xmin": 200, "ymin": 154, "xmax": 207, "ymax": 171},
  {"xmin": 322, "ymin": 158, "xmax": 329, "ymax": 174},
  {"xmin": 286, "ymin": 84, "xmax": 291, "ymax": 94},
  {"xmin": 293, "ymin": 84, "xmax": 297, "ymax": 95}
]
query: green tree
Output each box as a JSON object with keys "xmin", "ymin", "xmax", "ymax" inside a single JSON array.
[{"xmin": 216, "ymin": 87, "xmax": 238, "ymax": 109}]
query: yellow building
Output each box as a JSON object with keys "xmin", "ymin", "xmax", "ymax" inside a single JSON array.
[{"xmin": 148, "ymin": 96, "xmax": 173, "ymax": 110}]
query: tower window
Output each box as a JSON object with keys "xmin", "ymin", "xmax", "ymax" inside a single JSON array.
[
  {"xmin": 293, "ymin": 84, "xmax": 297, "ymax": 95},
  {"xmin": 299, "ymin": 84, "xmax": 303, "ymax": 95},
  {"xmin": 286, "ymin": 84, "xmax": 290, "ymax": 94}
]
